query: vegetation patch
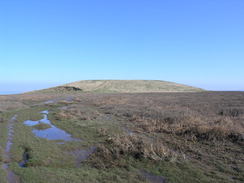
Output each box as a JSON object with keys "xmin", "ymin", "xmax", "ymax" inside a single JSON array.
[
  {"xmin": 0, "ymin": 167, "xmax": 7, "ymax": 183},
  {"xmin": 33, "ymin": 123, "xmax": 52, "ymax": 130},
  {"xmin": 0, "ymin": 92, "xmax": 243, "ymax": 182}
]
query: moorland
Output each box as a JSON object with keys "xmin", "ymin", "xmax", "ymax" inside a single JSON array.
[{"xmin": 0, "ymin": 80, "xmax": 243, "ymax": 183}]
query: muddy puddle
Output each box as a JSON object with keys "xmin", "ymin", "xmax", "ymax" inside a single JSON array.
[
  {"xmin": 69, "ymin": 146, "xmax": 96, "ymax": 167},
  {"xmin": 20, "ymin": 110, "xmax": 97, "ymax": 168},
  {"xmin": 23, "ymin": 110, "xmax": 79, "ymax": 142},
  {"xmin": 140, "ymin": 170, "xmax": 167, "ymax": 183},
  {"xmin": 20, "ymin": 110, "xmax": 80, "ymax": 167},
  {"xmin": 18, "ymin": 149, "xmax": 30, "ymax": 168},
  {"xmin": 43, "ymin": 96, "xmax": 74, "ymax": 105}
]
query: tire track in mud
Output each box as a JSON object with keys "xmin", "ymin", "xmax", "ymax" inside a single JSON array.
[{"xmin": 2, "ymin": 115, "xmax": 20, "ymax": 183}]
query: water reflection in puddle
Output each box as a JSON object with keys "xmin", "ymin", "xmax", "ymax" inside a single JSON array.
[{"xmin": 23, "ymin": 110, "xmax": 79, "ymax": 142}]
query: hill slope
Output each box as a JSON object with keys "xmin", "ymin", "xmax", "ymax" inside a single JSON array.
[{"xmin": 63, "ymin": 80, "xmax": 203, "ymax": 93}]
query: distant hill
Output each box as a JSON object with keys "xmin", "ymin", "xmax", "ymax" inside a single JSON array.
[{"xmin": 57, "ymin": 80, "xmax": 204, "ymax": 93}]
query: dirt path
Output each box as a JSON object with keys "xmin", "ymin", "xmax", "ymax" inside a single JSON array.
[{"xmin": 2, "ymin": 115, "xmax": 20, "ymax": 183}]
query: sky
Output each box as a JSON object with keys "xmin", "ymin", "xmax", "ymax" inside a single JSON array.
[{"xmin": 0, "ymin": 0, "xmax": 243, "ymax": 93}]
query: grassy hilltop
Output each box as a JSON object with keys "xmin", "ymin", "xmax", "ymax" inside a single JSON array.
[{"xmin": 64, "ymin": 80, "xmax": 203, "ymax": 93}]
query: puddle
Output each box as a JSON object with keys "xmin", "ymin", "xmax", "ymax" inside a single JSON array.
[
  {"xmin": 140, "ymin": 170, "xmax": 167, "ymax": 183},
  {"xmin": 44, "ymin": 96, "xmax": 74, "ymax": 105},
  {"xmin": 65, "ymin": 96, "xmax": 74, "ymax": 102},
  {"xmin": 44, "ymin": 100, "xmax": 54, "ymax": 104},
  {"xmin": 59, "ymin": 106, "xmax": 68, "ymax": 110},
  {"xmin": 19, "ymin": 150, "xmax": 30, "ymax": 168},
  {"xmin": 23, "ymin": 110, "xmax": 79, "ymax": 142},
  {"xmin": 69, "ymin": 146, "xmax": 96, "ymax": 167},
  {"xmin": 123, "ymin": 127, "xmax": 134, "ymax": 136}
]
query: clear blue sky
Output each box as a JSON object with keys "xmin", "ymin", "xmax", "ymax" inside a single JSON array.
[{"xmin": 0, "ymin": 0, "xmax": 243, "ymax": 93}]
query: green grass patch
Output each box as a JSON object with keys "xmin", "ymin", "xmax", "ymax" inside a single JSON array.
[
  {"xmin": 11, "ymin": 163, "xmax": 144, "ymax": 183},
  {"xmin": 33, "ymin": 123, "xmax": 52, "ymax": 130},
  {"xmin": 0, "ymin": 166, "xmax": 7, "ymax": 183}
]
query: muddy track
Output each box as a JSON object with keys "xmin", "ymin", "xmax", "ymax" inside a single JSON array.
[{"xmin": 2, "ymin": 115, "xmax": 20, "ymax": 183}]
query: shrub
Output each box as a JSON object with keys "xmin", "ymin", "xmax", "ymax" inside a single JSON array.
[{"xmin": 219, "ymin": 108, "xmax": 243, "ymax": 117}]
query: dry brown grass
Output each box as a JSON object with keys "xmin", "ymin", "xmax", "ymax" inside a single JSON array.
[
  {"xmin": 128, "ymin": 110, "xmax": 243, "ymax": 142},
  {"xmin": 90, "ymin": 132, "xmax": 177, "ymax": 169},
  {"xmin": 106, "ymin": 134, "xmax": 172, "ymax": 160},
  {"xmin": 55, "ymin": 106, "xmax": 100, "ymax": 121},
  {"xmin": 81, "ymin": 92, "xmax": 244, "ymax": 181},
  {"xmin": 1, "ymin": 91, "xmax": 243, "ymax": 182},
  {"xmin": 85, "ymin": 92, "xmax": 244, "ymax": 143}
]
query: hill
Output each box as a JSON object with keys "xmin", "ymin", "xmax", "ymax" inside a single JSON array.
[{"xmin": 61, "ymin": 80, "xmax": 203, "ymax": 93}]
